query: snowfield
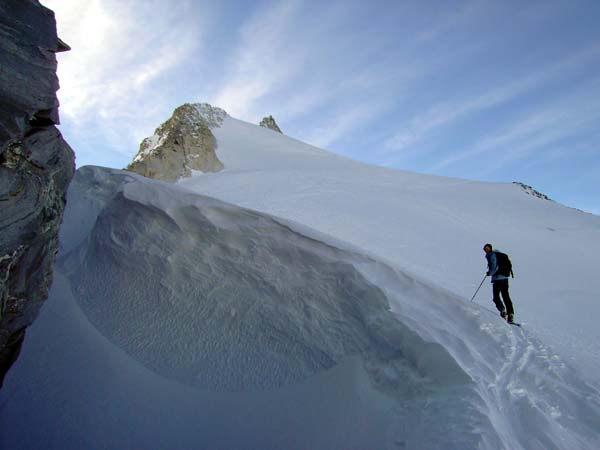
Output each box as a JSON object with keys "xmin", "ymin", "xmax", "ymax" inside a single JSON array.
[{"xmin": 1, "ymin": 113, "xmax": 599, "ymax": 449}]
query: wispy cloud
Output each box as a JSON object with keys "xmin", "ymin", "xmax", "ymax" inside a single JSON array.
[
  {"xmin": 414, "ymin": 0, "xmax": 485, "ymax": 44},
  {"xmin": 300, "ymin": 103, "xmax": 382, "ymax": 149},
  {"xmin": 383, "ymin": 45, "xmax": 600, "ymax": 155},
  {"xmin": 208, "ymin": 0, "xmax": 305, "ymax": 120},
  {"xmin": 207, "ymin": 0, "xmax": 430, "ymax": 148},
  {"xmin": 43, "ymin": 0, "xmax": 203, "ymax": 155},
  {"xmin": 429, "ymin": 79, "xmax": 600, "ymax": 174}
]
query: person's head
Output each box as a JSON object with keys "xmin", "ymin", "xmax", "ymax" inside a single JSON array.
[{"xmin": 483, "ymin": 243, "xmax": 493, "ymax": 254}]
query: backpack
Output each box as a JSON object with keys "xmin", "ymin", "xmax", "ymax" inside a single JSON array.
[{"xmin": 495, "ymin": 251, "xmax": 514, "ymax": 278}]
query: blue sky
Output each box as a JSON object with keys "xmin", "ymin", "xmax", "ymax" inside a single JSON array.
[{"xmin": 42, "ymin": 0, "xmax": 600, "ymax": 214}]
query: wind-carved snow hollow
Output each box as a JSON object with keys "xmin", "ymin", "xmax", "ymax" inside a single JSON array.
[
  {"xmin": 61, "ymin": 169, "xmax": 470, "ymax": 394},
  {"xmin": 7, "ymin": 165, "xmax": 591, "ymax": 450}
]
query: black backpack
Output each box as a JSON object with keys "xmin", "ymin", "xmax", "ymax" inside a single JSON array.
[{"xmin": 495, "ymin": 251, "xmax": 514, "ymax": 278}]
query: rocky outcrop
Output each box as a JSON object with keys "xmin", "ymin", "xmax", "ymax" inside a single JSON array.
[
  {"xmin": 259, "ymin": 115, "xmax": 282, "ymax": 133},
  {"xmin": 0, "ymin": 0, "xmax": 75, "ymax": 387},
  {"xmin": 513, "ymin": 182, "xmax": 552, "ymax": 201},
  {"xmin": 126, "ymin": 103, "xmax": 225, "ymax": 182}
]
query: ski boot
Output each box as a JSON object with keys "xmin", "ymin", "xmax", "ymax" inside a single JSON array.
[
  {"xmin": 507, "ymin": 314, "xmax": 514, "ymax": 324},
  {"xmin": 500, "ymin": 310, "xmax": 507, "ymax": 320}
]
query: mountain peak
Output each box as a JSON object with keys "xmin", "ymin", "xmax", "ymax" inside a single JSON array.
[
  {"xmin": 125, "ymin": 103, "xmax": 226, "ymax": 182},
  {"xmin": 259, "ymin": 115, "xmax": 282, "ymax": 133},
  {"xmin": 187, "ymin": 103, "xmax": 228, "ymax": 128}
]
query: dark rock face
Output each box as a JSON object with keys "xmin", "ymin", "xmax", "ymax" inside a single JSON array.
[
  {"xmin": 259, "ymin": 115, "xmax": 282, "ymax": 133},
  {"xmin": 0, "ymin": 0, "xmax": 75, "ymax": 387}
]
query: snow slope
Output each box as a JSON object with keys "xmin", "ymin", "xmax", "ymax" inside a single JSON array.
[
  {"xmin": 179, "ymin": 115, "xmax": 600, "ymax": 379},
  {"xmin": 1, "ymin": 112, "xmax": 600, "ymax": 449}
]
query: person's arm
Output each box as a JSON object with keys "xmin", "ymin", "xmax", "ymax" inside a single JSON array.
[{"xmin": 488, "ymin": 252, "xmax": 498, "ymax": 277}]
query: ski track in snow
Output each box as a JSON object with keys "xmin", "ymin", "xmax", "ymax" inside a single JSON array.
[{"xmin": 451, "ymin": 311, "xmax": 600, "ymax": 450}]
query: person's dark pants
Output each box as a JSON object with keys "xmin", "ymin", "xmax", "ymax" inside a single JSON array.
[{"xmin": 492, "ymin": 279, "xmax": 514, "ymax": 316}]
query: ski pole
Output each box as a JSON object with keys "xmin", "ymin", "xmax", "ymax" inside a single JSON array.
[{"xmin": 470, "ymin": 274, "xmax": 487, "ymax": 302}]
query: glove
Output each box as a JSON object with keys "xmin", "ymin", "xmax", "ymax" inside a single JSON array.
[{"xmin": 486, "ymin": 271, "xmax": 490, "ymax": 276}]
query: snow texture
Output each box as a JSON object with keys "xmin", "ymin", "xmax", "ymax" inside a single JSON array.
[
  {"xmin": 1, "ymin": 115, "xmax": 600, "ymax": 449},
  {"xmin": 180, "ymin": 116, "xmax": 600, "ymax": 382}
]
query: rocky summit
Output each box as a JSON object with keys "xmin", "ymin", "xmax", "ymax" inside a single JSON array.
[
  {"xmin": 0, "ymin": 0, "xmax": 75, "ymax": 386},
  {"xmin": 259, "ymin": 116, "xmax": 283, "ymax": 134},
  {"xmin": 126, "ymin": 103, "xmax": 226, "ymax": 182},
  {"xmin": 259, "ymin": 115, "xmax": 282, "ymax": 133}
]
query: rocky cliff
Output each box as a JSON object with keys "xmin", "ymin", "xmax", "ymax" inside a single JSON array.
[
  {"xmin": 0, "ymin": 0, "xmax": 75, "ymax": 386},
  {"xmin": 126, "ymin": 103, "xmax": 225, "ymax": 182},
  {"xmin": 259, "ymin": 115, "xmax": 282, "ymax": 133}
]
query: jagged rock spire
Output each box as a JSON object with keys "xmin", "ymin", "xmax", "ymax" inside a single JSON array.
[{"xmin": 259, "ymin": 115, "xmax": 282, "ymax": 133}]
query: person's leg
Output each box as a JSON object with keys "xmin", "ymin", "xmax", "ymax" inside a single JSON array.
[
  {"xmin": 492, "ymin": 282, "xmax": 506, "ymax": 317},
  {"xmin": 499, "ymin": 280, "xmax": 514, "ymax": 316}
]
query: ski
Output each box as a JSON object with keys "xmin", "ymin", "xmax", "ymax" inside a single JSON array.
[{"xmin": 508, "ymin": 322, "xmax": 522, "ymax": 327}]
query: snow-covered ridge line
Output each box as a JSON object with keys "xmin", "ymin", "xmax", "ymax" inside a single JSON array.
[
  {"xmin": 191, "ymin": 103, "xmax": 228, "ymax": 129},
  {"xmin": 513, "ymin": 182, "xmax": 552, "ymax": 201},
  {"xmin": 178, "ymin": 114, "xmax": 600, "ymax": 384}
]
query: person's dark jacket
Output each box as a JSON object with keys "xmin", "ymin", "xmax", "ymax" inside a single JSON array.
[{"xmin": 486, "ymin": 251, "xmax": 509, "ymax": 283}]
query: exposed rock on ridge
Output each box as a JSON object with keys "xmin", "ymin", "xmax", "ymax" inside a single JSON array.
[
  {"xmin": 126, "ymin": 103, "xmax": 226, "ymax": 182},
  {"xmin": 0, "ymin": 0, "xmax": 75, "ymax": 386},
  {"xmin": 513, "ymin": 182, "xmax": 552, "ymax": 201},
  {"xmin": 259, "ymin": 115, "xmax": 282, "ymax": 133}
]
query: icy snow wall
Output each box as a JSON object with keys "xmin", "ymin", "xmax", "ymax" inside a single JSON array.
[{"xmin": 58, "ymin": 166, "xmax": 489, "ymax": 447}]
